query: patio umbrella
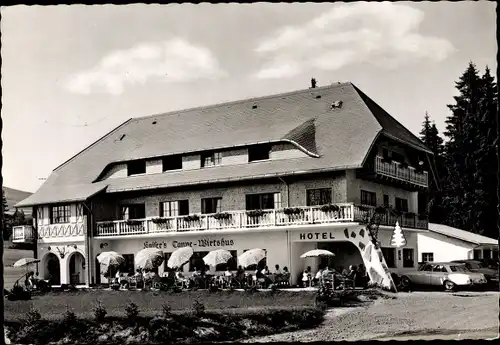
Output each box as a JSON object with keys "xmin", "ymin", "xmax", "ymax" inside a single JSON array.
[
  {"xmin": 135, "ymin": 248, "xmax": 164, "ymax": 270},
  {"xmin": 237, "ymin": 248, "xmax": 266, "ymax": 268},
  {"xmin": 300, "ymin": 249, "xmax": 335, "ymax": 258},
  {"xmin": 203, "ymin": 249, "xmax": 233, "ymax": 267},
  {"xmin": 167, "ymin": 247, "xmax": 194, "ymax": 269},
  {"xmin": 13, "ymin": 258, "xmax": 40, "ymax": 268},
  {"xmin": 97, "ymin": 251, "xmax": 125, "ymax": 275}
]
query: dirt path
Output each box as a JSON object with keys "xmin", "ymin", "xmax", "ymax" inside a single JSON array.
[{"xmin": 244, "ymin": 291, "xmax": 499, "ymax": 342}]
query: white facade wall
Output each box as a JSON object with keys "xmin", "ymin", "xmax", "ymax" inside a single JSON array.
[
  {"xmin": 417, "ymin": 232, "xmax": 474, "ymax": 262},
  {"xmin": 146, "ymin": 159, "xmax": 163, "ymax": 174},
  {"xmin": 182, "ymin": 154, "xmax": 201, "ymax": 170},
  {"xmin": 101, "ymin": 163, "xmax": 128, "ymax": 180}
]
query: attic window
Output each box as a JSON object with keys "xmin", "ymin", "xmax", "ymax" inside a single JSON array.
[
  {"xmin": 252, "ymin": 105, "xmax": 258, "ymax": 109},
  {"xmin": 127, "ymin": 160, "xmax": 146, "ymax": 176},
  {"xmin": 162, "ymin": 155, "xmax": 183, "ymax": 171},
  {"xmin": 248, "ymin": 144, "xmax": 271, "ymax": 162},
  {"xmin": 331, "ymin": 101, "xmax": 343, "ymax": 109}
]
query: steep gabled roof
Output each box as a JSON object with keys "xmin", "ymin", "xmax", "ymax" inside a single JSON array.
[
  {"xmin": 18, "ymin": 82, "xmax": 431, "ymax": 206},
  {"xmin": 428, "ymin": 223, "xmax": 498, "ymax": 246}
]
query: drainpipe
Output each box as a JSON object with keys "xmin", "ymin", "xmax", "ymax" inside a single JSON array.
[
  {"xmin": 82, "ymin": 201, "xmax": 94, "ymax": 287},
  {"xmin": 33, "ymin": 206, "xmax": 39, "ymax": 274},
  {"xmin": 278, "ymin": 177, "xmax": 292, "ymax": 280}
]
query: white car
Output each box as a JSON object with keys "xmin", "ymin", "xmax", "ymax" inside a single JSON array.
[{"xmin": 398, "ymin": 262, "xmax": 488, "ymax": 291}]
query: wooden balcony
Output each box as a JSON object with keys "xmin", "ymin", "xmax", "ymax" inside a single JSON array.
[
  {"xmin": 353, "ymin": 205, "xmax": 428, "ymax": 230},
  {"xmin": 375, "ymin": 156, "xmax": 428, "ymax": 188},
  {"xmin": 12, "ymin": 225, "xmax": 35, "ymax": 243},
  {"xmin": 94, "ymin": 203, "xmax": 428, "ymax": 238},
  {"xmin": 37, "ymin": 217, "xmax": 87, "ymax": 243}
]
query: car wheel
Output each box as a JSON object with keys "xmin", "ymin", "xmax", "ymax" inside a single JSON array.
[
  {"xmin": 443, "ymin": 280, "xmax": 455, "ymax": 291},
  {"xmin": 400, "ymin": 276, "xmax": 411, "ymax": 288}
]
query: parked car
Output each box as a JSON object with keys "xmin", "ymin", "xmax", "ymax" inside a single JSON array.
[
  {"xmin": 451, "ymin": 259, "xmax": 499, "ymax": 286},
  {"xmin": 398, "ymin": 262, "xmax": 488, "ymax": 291}
]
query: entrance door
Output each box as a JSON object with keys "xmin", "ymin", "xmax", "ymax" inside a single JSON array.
[
  {"xmin": 45, "ymin": 253, "xmax": 61, "ymax": 285},
  {"xmin": 69, "ymin": 252, "xmax": 86, "ymax": 285}
]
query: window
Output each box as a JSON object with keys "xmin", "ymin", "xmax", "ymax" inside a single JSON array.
[
  {"xmin": 189, "ymin": 251, "xmax": 210, "ymax": 271},
  {"xmin": 248, "ymin": 144, "xmax": 271, "ymax": 162},
  {"xmin": 162, "ymin": 155, "xmax": 182, "ymax": 171},
  {"xmin": 215, "ymin": 250, "xmax": 237, "ymax": 271},
  {"xmin": 50, "ymin": 205, "xmax": 71, "ymax": 224},
  {"xmin": 493, "ymin": 250, "xmax": 499, "ymax": 261},
  {"xmin": 422, "ymin": 264, "xmax": 433, "ymax": 272},
  {"xmin": 473, "ymin": 249, "xmax": 481, "ymax": 259},
  {"xmin": 360, "ymin": 190, "xmax": 376, "ymax": 206},
  {"xmin": 119, "ymin": 204, "xmax": 146, "ymax": 220},
  {"xmin": 201, "ymin": 198, "xmax": 222, "ymax": 214},
  {"xmin": 402, "ymin": 248, "xmax": 414, "ymax": 268},
  {"xmin": 449, "ymin": 265, "xmax": 469, "ymax": 273},
  {"xmin": 246, "ymin": 193, "xmax": 281, "ymax": 210},
  {"xmin": 306, "ymin": 188, "xmax": 332, "ymax": 206},
  {"xmin": 120, "ymin": 254, "xmax": 135, "ymax": 275},
  {"xmin": 381, "ymin": 247, "xmax": 396, "ymax": 268},
  {"xmin": 432, "ymin": 265, "xmax": 447, "ymax": 273},
  {"xmin": 160, "ymin": 200, "xmax": 189, "ymax": 217},
  {"xmin": 421, "ymin": 252, "xmax": 434, "ymax": 262},
  {"xmin": 483, "ymin": 249, "xmax": 492, "ymax": 259},
  {"xmin": 127, "ymin": 160, "xmax": 146, "ymax": 176},
  {"xmin": 392, "ymin": 152, "xmax": 405, "ymax": 164},
  {"xmin": 383, "ymin": 195, "xmax": 389, "ymax": 207},
  {"xmin": 395, "ymin": 198, "xmax": 409, "ymax": 213},
  {"xmin": 243, "ymin": 249, "xmax": 267, "ymax": 270},
  {"xmin": 201, "ymin": 151, "xmax": 222, "ymax": 168},
  {"xmin": 382, "ymin": 148, "xmax": 389, "ymax": 160}
]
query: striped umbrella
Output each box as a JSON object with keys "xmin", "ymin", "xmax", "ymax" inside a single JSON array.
[
  {"xmin": 203, "ymin": 249, "xmax": 233, "ymax": 267},
  {"xmin": 237, "ymin": 248, "xmax": 266, "ymax": 268},
  {"xmin": 135, "ymin": 248, "xmax": 164, "ymax": 270},
  {"xmin": 300, "ymin": 249, "xmax": 335, "ymax": 258},
  {"xmin": 167, "ymin": 247, "xmax": 194, "ymax": 269},
  {"xmin": 97, "ymin": 251, "xmax": 125, "ymax": 274}
]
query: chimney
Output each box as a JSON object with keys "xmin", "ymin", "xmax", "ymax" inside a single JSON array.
[{"xmin": 310, "ymin": 78, "xmax": 317, "ymax": 89}]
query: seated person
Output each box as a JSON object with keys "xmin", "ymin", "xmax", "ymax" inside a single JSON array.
[
  {"xmin": 25, "ymin": 272, "xmax": 36, "ymax": 291},
  {"xmin": 302, "ymin": 269, "xmax": 311, "ymax": 287},
  {"xmin": 224, "ymin": 268, "xmax": 233, "ymax": 277},
  {"xmin": 192, "ymin": 267, "xmax": 201, "ymax": 277},
  {"xmin": 261, "ymin": 266, "xmax": 270, "ymax": 275},
  {"xmin": 274, "ymin": 264, "xmax": 282, "ymax": 275},
  {"xmin": 314, "ymin": 268, "xmax": 324, "ymax": 286}
]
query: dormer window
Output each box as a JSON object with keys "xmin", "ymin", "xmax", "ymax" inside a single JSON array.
[
  {"xmin": 201, "ymin": 151, "xmax": 222, "ymax": 168},
  {"xmin": 162, "ymin": 155, "xmax": 183, "ymax": 171},
  {"xmin": 127, "ymin": 160, "xmax": 146, "ymax": 176},
  {"xmin": 248, "ymin": 144, "xmax": 271, "ymax": 162}
]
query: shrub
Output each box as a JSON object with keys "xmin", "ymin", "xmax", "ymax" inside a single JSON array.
[
  {"xmin": 161, "ymin": 303, "xmax": 173, "ymax": 318},
  {"xmin": 62, "ymin": 306, "xmax": 77, "ymax": 326},
  {"xmin": 92, "ymin": 300, "xmax": 107, "ymax": 322},
  {"xmin": 125, "ymin": 302, "xmax": 140, "ymax": 321},
  {"xmin": 192, "ymin": 299, "xmax": 205, "ymax": 317},
  {"xmin": 23, "ymin": 305, "xmax": 41, "ymax": 325}
]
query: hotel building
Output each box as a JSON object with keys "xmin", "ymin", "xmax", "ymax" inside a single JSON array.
[{"xmin": 15, "ymin": 82, "xmax": 436, "ymax": 288}]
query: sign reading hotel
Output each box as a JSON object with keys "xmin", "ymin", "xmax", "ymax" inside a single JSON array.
[
  {"xmin": 296, "ymin": 231, "xmax": 336, "ymax": 241},
  {"xmin": 143, "ymin": 238, "xmax": 235, "ymax": 249}
]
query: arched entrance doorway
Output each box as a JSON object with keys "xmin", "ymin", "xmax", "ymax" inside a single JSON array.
[
  {"xmin": 69, "ymin": 252, "xmax": 86, "ymax": 285},
  {"xmin": 318, "ymin": 241, "xmax": 364, "ymax": 272},
  {"xmin": 43, "ymin": 253, "xmax": 60, "ymax": 285}
]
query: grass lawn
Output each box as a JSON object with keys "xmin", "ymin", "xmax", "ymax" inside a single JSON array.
[{"xmin": 4, "ymin": 289, "xmax": 317, "ymax": 321}]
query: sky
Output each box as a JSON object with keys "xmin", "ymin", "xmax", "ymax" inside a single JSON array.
[{"xmin": 1, "ymin": 2, "xmax": 496, "ymax": 193}]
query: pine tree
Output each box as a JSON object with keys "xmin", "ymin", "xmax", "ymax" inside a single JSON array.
[{"xmin": 2, "ymin": 189, "xmax": 8, "ymax": 213}]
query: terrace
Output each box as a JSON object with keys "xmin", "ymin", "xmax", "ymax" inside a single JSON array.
[{"xmin": 94, "ymin": 203, "xmax": 428, "ymax": 238}]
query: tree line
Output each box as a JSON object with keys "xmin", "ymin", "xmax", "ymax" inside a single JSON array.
[{"xmin": 420, "ymin": 62, "xmax": 498, "ymax": 239}]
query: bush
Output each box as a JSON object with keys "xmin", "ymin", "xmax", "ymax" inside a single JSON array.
[
  {"xmin": 23, "ymin": 305, "xmax": 42, "ymax": 325},
  {"xmin": 92, "ymin": 300, "xmax": 107, "ymax": 322},
  {"xmin": 192, "ymin": 299, "xmax": 205, "ymax": 317},
  {"xmin": 125, "ymin": 302, "xmax": 139, "ymax": 322},
  {"xmin": 62, "ymin": 306, "xmax": 77, "ymax": 326},
  {"xmin": 161, "ymin": 303, "xmax": 173, "ymax": 318}
]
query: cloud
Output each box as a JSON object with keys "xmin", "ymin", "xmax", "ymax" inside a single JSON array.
[
  {"xmin": 65, "ymin": 39, "xmax": 226, "ymax": 95},
  {"xmin": 253, "ymin": 3, "xmax": 456, "ymax": 79}
]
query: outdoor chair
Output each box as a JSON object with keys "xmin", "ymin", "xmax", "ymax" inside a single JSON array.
[{"xmin": 128, "ymin": 277, "xmax": 137, "ymax": 290}]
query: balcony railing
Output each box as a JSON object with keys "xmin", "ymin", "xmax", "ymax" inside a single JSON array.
[
  {"xmin": 95, "ymin": 203, "xmax": 428, "ymax": 237},
  {"xmin": 38, "ymin": 220, "xmax": 86, "ymax": 240},
  {"xmin": 353, "ymin": 205, "xmax": 428, "ymax": 230},
  {"xmin": 375, "ymin": 156, "xmax": 428, "ymax": 187},
  {"xmin": 12, "ymin": 225, "xmax": 35, "ymax": 243}
]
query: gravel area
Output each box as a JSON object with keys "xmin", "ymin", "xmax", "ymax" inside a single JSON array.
[{"xmin": 244, "ymin": 291, "xmax": 499, "ymax": 342}]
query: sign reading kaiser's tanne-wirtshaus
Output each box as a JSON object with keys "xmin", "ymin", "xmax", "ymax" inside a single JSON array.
[{"xmin": 143, "ymin": 238, "xmax": 235, "ymax": 250}]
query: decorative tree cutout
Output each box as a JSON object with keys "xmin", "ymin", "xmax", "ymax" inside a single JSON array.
[{"xmin": 390, "ymin": 221, "xmax": 407, "ymax": 248}]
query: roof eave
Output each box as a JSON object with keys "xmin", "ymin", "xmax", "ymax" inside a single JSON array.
[{"xmin": 15, "ymin": 185, "xmax": 108, "ymax": 208}]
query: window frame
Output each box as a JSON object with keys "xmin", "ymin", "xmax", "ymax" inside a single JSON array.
[
  {"xmin": 201, "ymin": 197, "xmax": 222, "ymax": 214},
  {"xmin": 119, "ymin": 204, "xmax": 146, "ymax": 220},
  {"xmin": 50, "ymin": 204, "xmax": 71, "ymax": 224},
  {"xmin": 306, "ymin": 188, "xmax": 333, "ymax": 206},
  {"xmin": 360, "ymin": 190, "xmax": 377, "ymax": 207},
  {"xmin": 402, "ymin": 248, "xmax": 415, "ymax": 268},
  {"xmin": 381, "ymin": 247, "xmax": 396, "ymax": 268},
  {"xmin": 421, "ymin": 252, "xmax": 434, "ymax": 263},
  {"xmin": 395, "ymin": 197, "xmax": 409, "ymax": 213},
  {"xmin": 200, "ymin": 151, "xmax": 223, "ymax": 168},
  {"xmin": 246, "ymin": 192, "xmax": 281, "ymax": 210},
  {"xmin": 160, "ymin": 200, "xmax": 189, "ymax": 217},
  {"xmin": 127, "ymin": 160, "xmax": 146, "ymax": 176},
  {"xmin": 162, "ymin": 155, "xmax": 183, "ymax": 172},
  {"xmin": 248, "ymin": 144, "xmax": 271, "ymax": 162}
]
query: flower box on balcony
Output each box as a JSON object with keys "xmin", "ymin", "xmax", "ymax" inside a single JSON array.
[
  {"xmin": 151, "ymin": 217, "xmax": 171, "ymax": 229},
  {"xmin": 283, "ymin": 207, "xmax": 304, "ymax": 216},
  {"xmin": 125, "ymin": 220, "xmax": 143, "ymax": 226},
  {"xmin": 100, "ymin": 221, "xmax": 115, "ymax": 227},
  {"xmin": 405, "ymin": 212, "xmax": 417, "ymax": 218},
  {"xmin": 185, "ymin": 214, "xmax": 201, "ymax": 222},
  {"xmin": 246, "ymin": 210, "xmax": 264, "ymax": 218},
  {"xmin": 213, "ymin": 212, "xmax": 232, "ymax": 221},
  {"xmin": 320, "ymin": 204, "xmax": 340, "ymax": 213}
]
